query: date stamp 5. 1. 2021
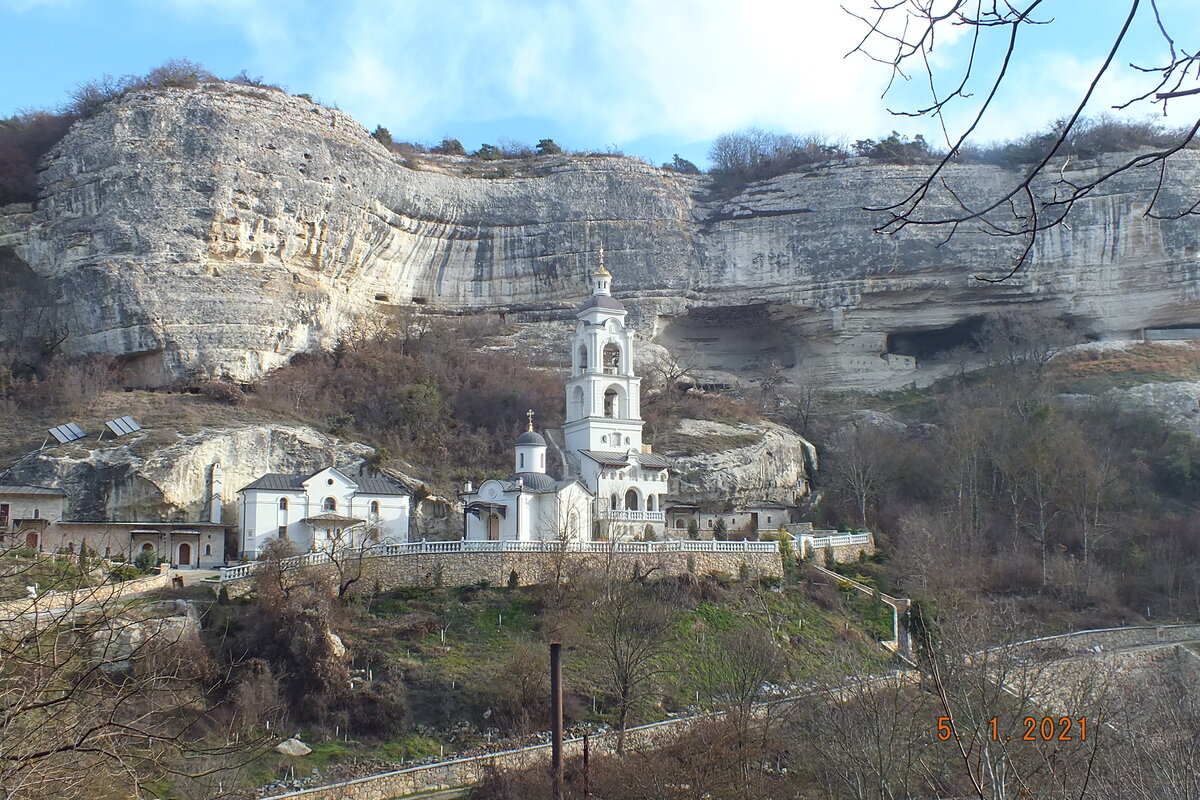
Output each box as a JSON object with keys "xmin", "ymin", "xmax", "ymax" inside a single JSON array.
[{"xmin": 937, "ymin": 716, "xmax": 1089, "ymax": 742}]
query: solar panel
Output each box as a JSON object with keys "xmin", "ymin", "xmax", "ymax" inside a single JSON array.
[
  {"xmin": 48, "ymin": 423, "xmax": 86, "ymax": 444},
  {"xmin": 104, "ymin": 416, "xmax": 143, "ymax": 437}
]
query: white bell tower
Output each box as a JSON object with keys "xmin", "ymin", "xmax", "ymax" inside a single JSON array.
[{"xmin": 563, "ymin": 249, "xmax": 644, "ymax": 458}]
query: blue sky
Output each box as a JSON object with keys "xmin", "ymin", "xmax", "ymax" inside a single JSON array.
[{"xmin": 1, "ymin": 0, "xmax": 1195, "ymax": 168}]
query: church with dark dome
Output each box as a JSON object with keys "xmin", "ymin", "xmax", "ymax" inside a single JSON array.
[{"xmin": 461, "ymin": 253, "xmax": 670, "ymax": 543}]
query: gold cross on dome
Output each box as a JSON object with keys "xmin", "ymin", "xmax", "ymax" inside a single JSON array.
[{"xmin": 526, "ymin": 409, "xmax": 535, "ymax": 431}]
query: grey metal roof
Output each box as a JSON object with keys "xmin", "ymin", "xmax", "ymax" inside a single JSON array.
[
  {"xmin": 240, "ymin": 473, "xmax": 306, "ymax": 491},
  {"xmin": 579, "ymin": 295, "xmax": 626, "ymax": 313},
  {"xmin": 504, "ymin": 472, "xmax": 559, "ymax": 492},
  {"xmin": 516, "ymin": 430, "xmax": 546, "ymax": 446},
  {"xmin": 239, "ymin": 471, "xmax": 408, "ymax": 495},
  {"xmin": 0, "ymin": 485, "xmax": 66, "ymax": 496},
  {"xmin": 354, "ymin": 475, "xmax": 410, "ymax": 496},
  {"xmin": 579, "ymin": 450, "xmax": 670, "ymax": 469}
]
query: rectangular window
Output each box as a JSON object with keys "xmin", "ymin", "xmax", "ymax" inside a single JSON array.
[
  {"xmin": 0, "ymin": 504, "xmax": 8, "ymax": 526},
  {"xmin": 766, "ymin": 515, "xmax": 772, "ymax": 524},
  {"xmin": 278, "ymin": 526, "xmax": 288, "ymax": 539}
]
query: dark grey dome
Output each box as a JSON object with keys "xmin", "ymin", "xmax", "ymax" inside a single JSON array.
[
  {"xmin": 516, "ymin": 430, "xmax": 546, "ymax": 446},
  {"xmin": 579, "ymin": 295, "xmax": 626, "ymax": 313},
  {"xmin": 506, "ymin": 472, "xmax": 557, "ymax": 491}
]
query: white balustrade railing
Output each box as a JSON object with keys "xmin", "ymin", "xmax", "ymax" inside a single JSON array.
[
  {"xmin": 598, "ymin": 510, "xmax": 666, "ymax": 522},
  {"xmin": 219, "ymin": 538, "xmax": 780, "ymax": 582},
  {"xmin": 799, "ymin": 532, "xmax": 873, "ymax": 552}
]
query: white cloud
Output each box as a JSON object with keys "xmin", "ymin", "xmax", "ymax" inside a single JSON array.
[
  {"xmin": 161, "ymin": 0, "xmax": 1194, "ymax": 153},
  {"xmin": 294, "ymin": 0, "xmax": 904, "ymax": 143}
]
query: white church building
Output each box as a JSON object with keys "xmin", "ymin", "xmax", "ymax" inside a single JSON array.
[
  {"xmin": 463, "ymin": 257, "xmax": 670, "ymax": 543},
  {"xmin": 237, "ymin": 467, "xmax": 410, "ymax": 559}
]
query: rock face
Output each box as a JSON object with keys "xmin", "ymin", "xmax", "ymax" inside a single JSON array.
[
  {"xmin": 662, "ymin": 418, "xmax": 815, "ymax": 506},
  {"xmin": 4, "ymin": 83, "xmax": 1200, "ymax": 388},
  {"xmin": 5, "ymin": 423, "xmax": 373, "ymax": 522}
]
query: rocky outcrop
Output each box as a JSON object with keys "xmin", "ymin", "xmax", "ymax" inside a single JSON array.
[
  {"xmin": 662, "ymin": 418, "xmax": 814, "ymax": 506},
  {"xmin": 5, "ymin": 423, "xmax": 374, "ymax": 522},
  {"xmin": 5, "ymin": 84, "xmax": 1200, "ymax": 388}
]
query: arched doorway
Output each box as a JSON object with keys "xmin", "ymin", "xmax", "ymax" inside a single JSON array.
[
  {"xmin": 178, "ymin": 542, "xmax": 191, "ymax": 567},
  {"xmin": 487, "ymin": 514, "xmax": 500, "ymax": 541},
  {"xmin": 24, "ymin": 531, "xmax": 37, "ymax": 549},
  {"xmin": 604, "ymin": 388, "xmax": 618, "ymax": 417},
  {"xmin": 625, "ymin": 489, "xmax": 640, "ymax": 511}
]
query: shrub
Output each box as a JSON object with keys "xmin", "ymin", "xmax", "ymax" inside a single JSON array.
[
  {"xmin": 109, "ymin": 564, "xmax": 140, "ymax": 582},
  {"xmin": 687, "ymin": 519, "xmax": 700, "ymax": 540},
  {"xmin": 431, "ymin": 138, "xmax": 466, "ymax": 155},
  {"xmin": 371, "ymin": 126, "xmax": 394, "ymax": 148},
  {"xmin": 474, "ymin": 144, "xmax": 502, "ymax": 161},
  {"xmin": 199, "ymin": 379, "xmax": 244, "ymax": 405},
  {"xmin": 536, "ymin": 138, "xmax": 562, "ymax": 156},
  {"xmin": 144, "ymin": 58, "xmax": 214, "ymax": 88},
  {"xmin": 0, "ymin": 111, "xmax": 76, "ymax": 204},
  {"xmin": 134, "ymin": 549, "xmax": 159, "ymax": 573},
  {"xmin": 663, "ymin": 154, "xmax": 700, "ymax": 174}
]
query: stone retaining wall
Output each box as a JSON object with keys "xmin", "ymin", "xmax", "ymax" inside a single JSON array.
[
  {"xmin": 0, "ymin": 571, "xmax": 173, "ymax": 620},
  {"xmin": 1009, "ymin": 625, "xmax": 1200, "ymax": 657},
  {"xmin": 223, "ymin": 549, "xmax": 782, "ymax": 599},
  {"xmin": 262, "ymin": 710, "xmax": 729, "ymax": 800}
]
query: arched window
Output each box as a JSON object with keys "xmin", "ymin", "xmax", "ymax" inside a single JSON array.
[
  {"xmin": 370, "ymin": 500, "xmax": 380, "ymax": 517},
  {"xmin": 675, "ymin": 519, "xmax": 685, "ymax": 529},
  {"xmin": 647, "ymin": 495, "xmax": 656, "ymax": 512},
  {"xmin": 323, "ymin": 497, "xmax": 337, "ymax": 512},
  {"xmin": 33, "ymin": 508, "xmax": 39, "ymax": 519},
  {"xmin": 279, "ymin": 497, "xmax": 288, "ymax": 510},
  {"xmin": 572, "ymin": 385, "xmax": 586, "ymax": 418},
  {"xmin": 204, "ymin": 544, "xmax": 212, "ymax": 556},
  {"xmin": 625, "ymin": 490, "xmax": 639, "ymax": 511},
  {"xmin": 603, "ymin": 343, "xmax": 621, "ymax": 374},
  {"xmin": 142, "ymin": 542, "xmax": 154, "ymax": 552},
  {"xmin": 604, "ymin": 389, "xmax": 618, "ymax": 418},
  {"xmin": 578, "ymin": 344, "xmax": 588, "ymax": 374},
  {"xmin": 519, "ymin": 453, "xmax": 525, "ymax": 469},
  {"xmin": 610, "ymin": 494, "xmax": 619, "ymax": 510},
  {"xmin": 539, "ymin": 452, "xmax": 545, "ymax": 469}
]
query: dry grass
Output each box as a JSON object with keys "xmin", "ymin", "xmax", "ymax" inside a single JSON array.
[
  {"xmin": 1055, "ymin": 342, "xmax": 1200, "ymax": 392},
  {"xmin": 0, "ymin": 390, "xmax": 292, "ymax": 470}
]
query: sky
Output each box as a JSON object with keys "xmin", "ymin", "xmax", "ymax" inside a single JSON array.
[{"xmin": 0, "ymin": 0, "xmax": 1195, "ymax": 168}]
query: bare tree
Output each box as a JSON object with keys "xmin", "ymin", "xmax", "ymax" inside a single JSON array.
[
  {"xmin": 0, "ymin": 544, "xmax": 253, "ymax": 798},
  {"xmin": 580, "ymin": 575, "xmax": 677, "ymax": 753},
  {"xmin": 847, "ymin": 0, "xmax": 1200, "ymax": 279}
]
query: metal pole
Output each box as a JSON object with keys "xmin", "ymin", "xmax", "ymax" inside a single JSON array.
[
  {"xmin": 583, "ymin": 731, "xmax": 590, "ymax": 798},
  {"xmin": 550, "ymin": 641, "xmax": 563, "ymax": 800}
]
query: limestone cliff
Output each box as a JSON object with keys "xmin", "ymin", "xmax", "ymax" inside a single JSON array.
[
  {"xmin": 6, "ymin": 423, "xmax": 381, "ymax": 523},
  {"xmin": 4, "ymin": 83, "xmax": 1200, "ymax": 389},
  {"xmin": 661, "ymin": 418, "xmax": 815, "ymax": 507}
]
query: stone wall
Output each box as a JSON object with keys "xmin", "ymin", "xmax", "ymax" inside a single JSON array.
[
  {"xmin": 223, "ymin": 549, "xmax": 782, "ymax": 599},
  {"xmin": 261, "ymin": 710, "xmax": 731, "ymax": 800},
  {"xmin": 0, "ymin": 571, "xmax": 172, "ymax": 621}
]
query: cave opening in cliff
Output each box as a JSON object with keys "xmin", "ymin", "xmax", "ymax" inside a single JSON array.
[
  {"xmin": 886, "ymin": 317, "xmax": 985, "ymax": 361},
  {"xmin": 659, "ymin": 304, "xmax": 797, "ymax": 374}
]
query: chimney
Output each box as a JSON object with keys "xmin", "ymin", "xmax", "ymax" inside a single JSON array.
[{"xmin": 641, "ymin": 444, "xmax": 653, "ymax": 454}]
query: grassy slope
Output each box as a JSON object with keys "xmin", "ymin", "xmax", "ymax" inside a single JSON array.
[{"xmin": 224, "ymin": 576, "xmax": 894, "ymax": 792}]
